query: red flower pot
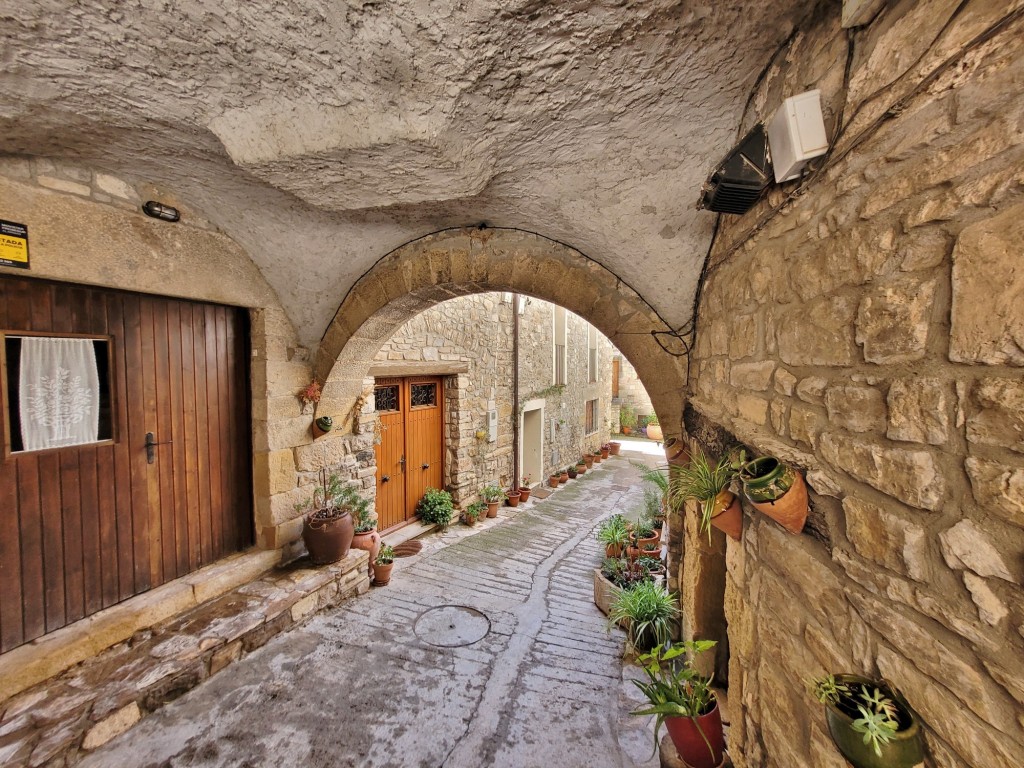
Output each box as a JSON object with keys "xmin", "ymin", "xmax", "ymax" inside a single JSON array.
[
  {"xmin": 519, "ymin": 486, "xmax": 532, "ymax": 502},
  {"xmin": 506, "ymin": 491, "xmax": 521, "ymax": 507},
  {"xmin": 486, "ymin": 500, "xmax": 500, "ymax": 518},
  {"xmin": 664, "ymin": 702, "xmax": 725, "ymax": 768}
]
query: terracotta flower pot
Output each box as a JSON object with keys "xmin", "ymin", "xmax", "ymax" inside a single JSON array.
[
  {"xmin": 600, "ymin": 447, "xmax": 610, "ymax": 459},
  {"xmin": 745, "ymin": 467, "xmax": 808, "ymax": 535},
  {"xmin": 302, "ymin": 511, "xmax": 354, "ymax": 565},
  {"xmin": 664, "ymin": 437, "xmax": 690, "ymax": 465},
  {"xmin": 621, "ymin": 426, "xmax": 632, "ymax": 435},
  {"xmin": 584, "ymin": 455, "xmax": 594, "ymax": 469},
  {"xmin": 372, "ymin": 561, "xmax": 394, "ymax": 586},
  {"xmin": 710, "ymin": 491, "xmax": 743, "ymax": 541},
  {"xmin": 576, "ymin": 464, "xmax": 586, "ymax": 475},
  {"xmin": 518, "ymin": 486, "xmax": 532, "ymax": 502},
  {"xmin": 350, "ymin": 528, "xmax": 381, "ymax": 576},
  {"xmin": 636, "ymin": 533, "xmax": 660, "ymax": 553},
  {"xmin": 646, "ymin": 424, "xmax": 663, "ymax": 441},
  {"xmin": 506, "ymin": 491, "xmax": 521, "ymax": 507},
  {"xmin": 626, "ymin": 545, "xmax": 640, "ymax": 560},
  {"xmin": 605, "ymin": 542, "xmax": 623, "ymax": 558},
  {"xmin": 592, "ymin": 452, "xmax": 602, "ymax": 464},
  {"xmin": 609, "ymin": 442, "xmax": 621, "ymax": 456},
  {"xmin": 549, "ymin": 476, "xmax": 560, "ymax": 488},
  {"xmin": 664, "ymin": 702, "xmax": 726, "ymax": 768},
  {"xmin": 486, "ymin": 500, "xmax": 500, "ymax": 518},
  {"xmin": 559, "ymin": 472, "xmax": 568, "ymax": 484}
]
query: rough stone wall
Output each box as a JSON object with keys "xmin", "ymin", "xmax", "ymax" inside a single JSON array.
[
  {"xmin": 373, "ymin": 293, "xmax": 515, "ymax": 502},
  {"xmin": 687, "ymin": 2, "xmax": 1024, "ymax": 767},
  {"xmin": 518, "ymin": 298, "xmax": 613, "ymax": 476}
]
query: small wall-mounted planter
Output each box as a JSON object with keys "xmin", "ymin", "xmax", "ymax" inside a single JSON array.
[
  {"xmin": 312, "ymin": 415, "xmax": 333, "ymax": 438},
  {"xmin": 739, "ymin": 456, "xmax": 808, "ymax": 535}
]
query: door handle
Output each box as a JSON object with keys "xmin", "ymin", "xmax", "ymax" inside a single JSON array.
[
  {"xmin": 421, "ymin": 463, "xmax": 430, "ymax": 469},
  {"xmin": 145, "ymin": 432, "xmax": 172, "ymax": 464},
  {"xmin": 399, "ymin": 454, "xmax": 405, "ymax": 471},
  {"xmin": 382, "ymin": 475, "xmax": 390, "ymax": 483}
]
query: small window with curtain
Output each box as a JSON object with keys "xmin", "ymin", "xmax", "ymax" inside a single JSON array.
[
  {"xmin": 585, "ymin": 398, "xmax": 598, "ymax": 435},
  {"xmin": 3, "ymin": 334, "xmax": 114, "ymax": 453}
]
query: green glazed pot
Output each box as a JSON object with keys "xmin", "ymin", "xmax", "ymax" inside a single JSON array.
[
  {"xmin": 740, "ymin": 457, "xmax": 795, "ymax": 503},
  {"xmin": 823, "ymin": 675, "xmax": 924, "ymax": 768},
  {"xmin": 315, "ymin": 415, "xmax": 333, "ymax": 433}
]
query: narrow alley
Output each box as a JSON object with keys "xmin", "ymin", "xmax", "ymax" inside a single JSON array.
[{"xmin": 80, "ymin": 448, "xmax": 664, "ymax": 768}]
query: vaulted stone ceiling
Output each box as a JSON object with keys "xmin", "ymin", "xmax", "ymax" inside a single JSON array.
[{"xmin": 1, "ymin": 0, "xmax": 814, "ymax": 346}]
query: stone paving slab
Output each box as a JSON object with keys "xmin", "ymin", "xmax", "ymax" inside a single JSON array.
[{"xmin": 79, "ymin": 451, "xmax": 665, "ymax": 768}]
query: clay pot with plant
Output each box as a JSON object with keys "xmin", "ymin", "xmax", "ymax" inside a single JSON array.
[
  {"xmin": 596, "ymin": 514, "xmax": 629, "ymax": 558},
  {"xmin": 619, "ymin": 403, "xmax": 637, "ymax": 435},
  {"xmin": 600, "ymin": 444, "xmax": 611, "ymax": 459},
  {"xmin": 519, "ymin": 476, "xmax": 532, "ymax": 502},
  {"xmin": 297, "ymin": 468, "xmax": 358, "ymax": 565},
  {"xmin": 609, "ymin": 441, "xmax": 621, "ymax": 456},
  {"xmin": 583, "ymin": 454, "xmax": 594, "ymax": 469},
  {"xmin": 592, "ymin": 451, "xmax": 602, "ymax": 464},
  {"xmin": 349, "ymin": 493, "xmax": 381, "ymax": 575},
  {"xmin": 567, "ymin": 465, "xmax": 578, "ymax": 480},
  {"xmin": 506, "ymin": 488, "xmax": 521, "ymax": 507},
  {"xmin": 645, "ymin": 413, "xmax": 662, "ymax": 442},
  {"xmin": 668, "ymin": 444, "xmax": 742, "ymax": 542},
  {"xmin": 739, "ymin": 455, "xmax": 808, "ymax": 534},
  {"xmin": 559, "ymin": 469, "xmax": 569, "ymax": 484},
  {"xmin": 462, "ymin": 501, "xmax": 486, "ymax": 527},
  {"xmin": 481, "ymin": 483, "xmax": 503, "ymax": 518},
  {"xmin": 575, "ymin": 461, "xmax": 587, "ymax": 476},
  {"xmin": 372, "ymin": 544, "xmax": 396, "ymax": 586},
  {"xmin": 607, "ymin": 580, "xmax": 678, "ymax": 655},
  {"xmin": 549, "ymin": 473, "xmax": 560, "ymax": 488},
  {"xmin": 811, "ymin": 674, "xmax": 924, "ymax": 768},
  {"xmin": 416, "ymin": 487, "xmax": 454, "ymax": 530},
  {"xmin": 631, "ymin": 641, "xmax": 726, "ymax": 768}
]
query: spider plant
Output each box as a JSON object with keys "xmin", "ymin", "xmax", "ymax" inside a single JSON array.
[
  {"xmin": 607, "ymin": 580, "xmax": 678, "ymax": 654},
  {"xmin": 667, "ymin": 444, "xmax": 738, "ymax": 542}
]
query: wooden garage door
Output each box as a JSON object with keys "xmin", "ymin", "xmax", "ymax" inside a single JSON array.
[
  {"xmin": 373, "ymin": 377, "xmax": 444, "ymax": 531},
  {"xmin": 0, "ymin": 276, "xmax": 252, "ymax": 654}
]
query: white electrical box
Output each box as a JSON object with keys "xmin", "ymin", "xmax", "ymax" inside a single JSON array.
[
  {"xmin": 487, "ymin": 409, "xmax": 498, "ymax": 442},
  {"xmin": 766, "ymin": 90, "xmax": 829, "ymax": 183}
]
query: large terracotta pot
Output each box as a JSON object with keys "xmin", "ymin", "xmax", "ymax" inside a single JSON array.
[
  {"xmin": 646, "ymin": 424, "xmax": 663, "ymax": 441},
  {"xmin": 608, "ymin": 442, "xmax": 621, "ymax": 456},
  {"xmin": 636, "ymin": 532, "xmax": 660, "ymax": 553},
  {"xmin": 549, "ymin": 475, "xmax": 560, "ymax": 488},
  {"xmin": 664, "ymin": 437, "xmax": 690, "ymax": 465},
  {"xmin": 664, "ymin": 702, "xmax": 725, "ymax": 768},
  {"xmin": 823, "ymin": 675, "xmax": 924, "ymax": 768},
  {"xmin": 605, "ymin": 542, "xmax": 623, "ymax": 558},
  {"xmin": 584, "ymin": 455, "xmax": 594, "ymax": 469},
  {"xmin": 302, "ymin": 511, "xmax": 354, "ymax": 565},
  {"xmin": 506, "ymin": 490, "xmax": 521, "ymax": 507},
  {"xmin": 709, "ymin": 491, "xmax": 742, "ymax": 541},
  {"xmin": 486, "ymin": 500, "xmax": 501, "ymax": 518}
]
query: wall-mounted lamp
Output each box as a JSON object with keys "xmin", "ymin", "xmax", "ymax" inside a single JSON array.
[{"xmin": 142, "ymin": 201, "xmax": 180, "ymax": 222}]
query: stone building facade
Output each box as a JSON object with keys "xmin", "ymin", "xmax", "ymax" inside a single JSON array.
[
  {"xmin": 680, "ymin": 3, "xmax": 1024, "ymax": 766},
  {"xmin": 372, "ymin": 293, "xmax": 614, "ymax": 504},
  {"xmin": 612, "ymin": 354, "xmax": 655, "ymax": 431}
]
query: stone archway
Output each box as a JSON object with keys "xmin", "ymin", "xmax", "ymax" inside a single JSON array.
[{"xmin": 313, "ymin": 227, "xmax": 689, "ymax": 439}]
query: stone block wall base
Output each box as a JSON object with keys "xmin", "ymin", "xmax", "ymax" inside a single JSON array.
[{"xmin": 0, "ymin": 551, "xmax": 370, "ymax": 768}]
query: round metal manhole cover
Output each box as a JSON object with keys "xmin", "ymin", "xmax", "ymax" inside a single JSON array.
[{"xmin": 414, "ymin": 605, "xmax": 490, "ymax": 647}]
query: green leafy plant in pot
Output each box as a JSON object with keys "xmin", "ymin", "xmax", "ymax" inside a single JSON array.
[
  {"xmin": 739, "ymin": 455, "xmax": 808, "ymax": 534},
  {"xmin": 462, "ymin": 501, "xmax": 485, "ymax": 526},
  {"xmin": 596, "ymin": 514, "xmax": 630, "ymax": 558},
  {"xmin": 481, "ymin": 483, "xmax": 503, "ymax": 517},
  {"xmin": 373, "ymin": 544, "xmax": 396, "ymax": 586},
  {"xmin": 417, "ymin": 487, "xmax": 454, "ymax": 529},
  {"xmin": 667, "ymin": 444, "xmax": 742, "ymax": 542},
  {"xmin": 631, "ymin": 640, "xmax": 725, "ymax": 768},
  {"xmin": 811, "ymin": 674, "xmax": 924, "ymax": 768},
  {"xmin": 606, "ymin": 580, "xmax": 678, "ymax": 655},
  {"xmin": 296, "ymin": 469, "xmax": 358, "ymax": 565}
]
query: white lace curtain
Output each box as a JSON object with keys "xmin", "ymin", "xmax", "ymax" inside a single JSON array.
[{"xmin": 18, "ymin": 337, "xmax": 100, "ymax": 450}]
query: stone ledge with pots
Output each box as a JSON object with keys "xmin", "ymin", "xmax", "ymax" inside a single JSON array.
[{"xmin": 0, "ymin": 551, "xmax": 369, "ymax": 768}]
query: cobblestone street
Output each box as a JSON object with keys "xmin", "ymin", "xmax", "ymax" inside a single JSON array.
[{"xmin": 81, "ymin": 448, "xmax": 662, "ymax": 768}]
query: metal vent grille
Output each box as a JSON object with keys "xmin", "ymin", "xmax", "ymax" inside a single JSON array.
[{"xmin": 699, "ymin": 124, "xmax": 773, "ymax": 215}]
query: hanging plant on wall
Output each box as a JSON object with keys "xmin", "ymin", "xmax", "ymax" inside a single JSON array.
[
  {"xmin": 667, "ymin": 444, "xmax": 743, "ymax": 542},
  {"xmin": 739, "ymin": 455, "xmax": 808, "ymax": 534},
  {"xmin": 298, "ymin": 378, "xmax": 321, "ymax": 415}
]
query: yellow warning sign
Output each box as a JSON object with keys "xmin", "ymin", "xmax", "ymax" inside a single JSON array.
[{"xmin": 0, "ymin": 220, "xmax": 29, "ymax": 269}]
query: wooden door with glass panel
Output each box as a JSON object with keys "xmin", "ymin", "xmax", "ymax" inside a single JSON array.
[{"xmin": 372, "ymin": 376, "xmax": 444, "ymax": 530}]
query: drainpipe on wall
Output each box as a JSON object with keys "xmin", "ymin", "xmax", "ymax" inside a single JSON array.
[{"xmin": 512, "ymin": 293, "xmax": 520, "ymax": 491}]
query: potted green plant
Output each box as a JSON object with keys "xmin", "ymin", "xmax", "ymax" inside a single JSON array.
[
  {"xmin": 548, "ymin": 472, "xmax": 560, "ymax": 488},
  {"xmin": 591, "ymin": 450, "xmax": 602, "ymax": 464},
  {"xmin": 567, "ymin": 465, "xmax": 578, "ymax": 480},
  {"xmin": 633, "ymin": 516, "xmax": 660, "ymax": 554},
  {"xmin": 810, "ymin": 674, "xmax": 924, "ymax": 768},
  {"xmin": 372, "ymin": 544, "xmax": 395, "ymax": 586},
  {"xmin": 645, "ymin": 413, "xmax": 662, "ymax": 442},
  {"xmin": 619, "ymin": 403, "xmax": 637, "ymax": 435},
  {"xmin": 296, "ymin": 469, "xmax": 357, "ymax": 565},
  {"xmin": 417, "ymin": 487, "xmax": 454, "ymax": 530},
  {"xmin": 631, "ymin": 641, "xmax": 725, "ymax": 768},
  {"xmin": 668, "ymin": 444, "xmax": 742, "ymax": 542},
  {"xmin": 559, "ymin": 468, "xmax": 569, "ymax": 484},
  {"xmin": 481, "ymin": 483, "xmax": 503, "ymax": 517},
  {"xmin": 596, "ymin": 514, "xmax": 629, "ymax": 558},
  {"xmin": 349, "ymin": 491, "xmax": 381, "ymax": 571},
  {"xmin": 461, "ymin": 501, "xmax": 485, "ymax": 526},
  {"xmin": 600, "ymin": 444, "xmax": 611, "ymax": 459},
  {"xmin": 606, "ymin": 580, "xmax": 678, "ymax": 655},
  {"xmin": 519, "ymin": 475, "xmax": 532, "ymax": 502},
  {"xmin": 739, "ymin": 455, "xmax": 808, "ymax": 534}
]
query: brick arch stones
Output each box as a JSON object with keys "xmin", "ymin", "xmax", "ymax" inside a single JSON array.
[{"xmin": 312, "ymin": 227, "xmax": 689, "ymax": 439}]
